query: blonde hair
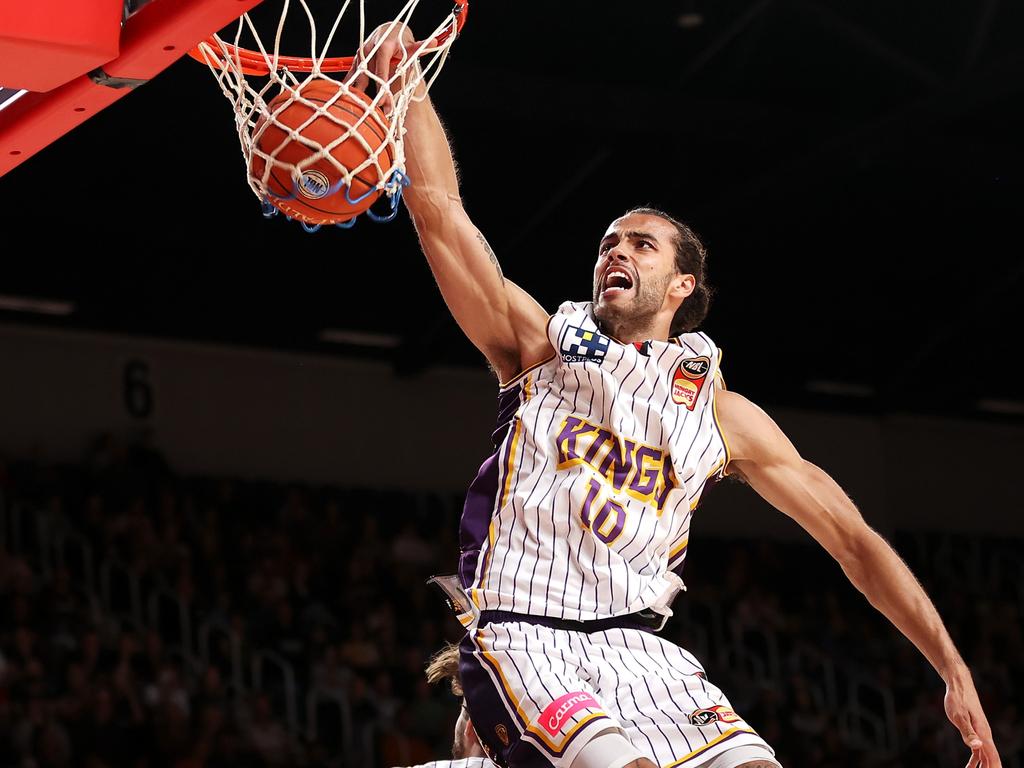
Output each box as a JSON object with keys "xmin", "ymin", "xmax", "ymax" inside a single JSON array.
[{"xmin": 425, "ymin": 642, "xmax": 463, "ymax": 697}]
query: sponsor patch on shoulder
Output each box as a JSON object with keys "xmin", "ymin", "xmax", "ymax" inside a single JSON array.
[
  {"xmin": 561, "ymin": 325, "xmax": 611, "ymax": 364},
  {"xmin": 672, "ymin": 356, "xmax": 711, "ymax": 410}
]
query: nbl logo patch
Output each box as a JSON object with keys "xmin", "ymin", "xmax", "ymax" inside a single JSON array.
[
  {"xmin": 561, "ymin": 325, "xmax": 610, "ymax": 364},
  {"xmin": 672, "ymin": 356, "xmax": 711, "ymax": 410}
]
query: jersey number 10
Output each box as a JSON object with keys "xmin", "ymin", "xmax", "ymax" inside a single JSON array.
[{"xmin": 579, "ymin": 478, "xmax": 626, "ymax": 545}]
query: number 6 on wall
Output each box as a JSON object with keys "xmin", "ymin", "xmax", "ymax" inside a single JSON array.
[{"xmin": 123, "ymin": 359, "xmax": 154, "ymax": 420}]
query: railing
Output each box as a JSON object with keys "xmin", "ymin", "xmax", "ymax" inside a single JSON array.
[
  {"xmin": 838, "ymin": 670, "xmax": 899, "ymax": 755},
  {"xmin": 100, "ymin": 555, "xmax": 144, "ymax": 629},
  {"xmin": 148, "ymin": 582, "xmax": 194, "ymax": 662},
  {"xmin": 54, "ymin": 528, "xmax": 96, "ymax": 598},
  {"xmin": 305, "ymin": 686, "xmax": 354, "ymax": 758},
  {"xmin": 198, "ymin": 615, "xmax": 246, "ymax": 694},
  {"xmin": 251, "ymin": 649, "xmax": 300, "ymax": 736}
]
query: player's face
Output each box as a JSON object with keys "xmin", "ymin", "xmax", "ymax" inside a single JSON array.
[{"xmin": 592, "ymin": 214, "xmax": 680, "ymax": 330}]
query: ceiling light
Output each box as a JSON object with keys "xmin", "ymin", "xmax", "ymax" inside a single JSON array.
[
  {"xmin": 0, "ymin": 294, "xmax": 75, "ymax": 316},
  {"xmin": 975, "ymin": 399, "xmax": 1024, "ymax": 416},
  {"xmin": 317, "ymin": 328, "xmax": 400, "ymax": 349},
  {"xmin": 805, "ymin": 379, "xmax": 875, "ymax": 398}
]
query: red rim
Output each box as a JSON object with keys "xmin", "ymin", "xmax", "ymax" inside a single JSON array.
[{"xmin": 189, "ymin": 2, "xmax": 468, "ymax": 76}]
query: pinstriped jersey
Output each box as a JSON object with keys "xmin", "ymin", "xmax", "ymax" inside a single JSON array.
[{"xmin": 458, "ymin": 300, "xmax": 728, "ymax": 621}]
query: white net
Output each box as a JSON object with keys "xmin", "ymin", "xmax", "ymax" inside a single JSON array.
[{"xmin": 194, "ymin": 0, "xmax": 465, "ymax": 227}]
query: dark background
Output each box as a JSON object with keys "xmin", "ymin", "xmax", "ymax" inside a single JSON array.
[{"xmin": 2, "ymin": 0, "xmax": 1022, "ymax": 419}]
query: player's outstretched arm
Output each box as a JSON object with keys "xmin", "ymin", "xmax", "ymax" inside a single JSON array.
[
  {"xmin": 352, "ymin": 25, "xmax": 552, "ymax": 383},
  {"xmin": 715, "ymin": 389, "xmax": 1002, "ymax": 768}
]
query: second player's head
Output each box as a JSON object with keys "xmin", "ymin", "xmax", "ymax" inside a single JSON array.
[
  {"xmin": 425, "ymin": 643, "xmax": 485, "ymax": 759},
  {"xmin": 592, "ymin": 208, "xmax": 712, "ymax": 341}
]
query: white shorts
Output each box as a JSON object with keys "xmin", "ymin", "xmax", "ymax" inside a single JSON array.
[{"xmin": 459, "ymin": 619, "xmax": 777, "ymax": 768}]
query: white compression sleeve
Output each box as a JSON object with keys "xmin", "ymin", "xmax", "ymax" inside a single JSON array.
[{"xmin": 569, "ymin": 732, "xmax": 647, "ymax": 768}]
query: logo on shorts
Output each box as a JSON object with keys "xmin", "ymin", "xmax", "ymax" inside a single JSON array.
[
  {"xmin": 672, "ymin": 356, "xmax": 711, "ymax": 410},
  {"xmin": 689, "ymin": 705, "xmax": 741, "ymax": 726},
  {"xmin": 561, "ymin": 325, "xmax": 610, "ymax": 364},
  {"xmin": 540, "ymin": 691, "xmax": 599, "ymax": 736},
  {"xmin": 495, "ymin": 724, "xmax": 510, "ymax": 746}
]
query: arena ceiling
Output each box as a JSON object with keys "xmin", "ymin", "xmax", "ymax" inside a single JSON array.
[{"xmin": 2, "ymin": 0, "xmax": 1022, "ymax": 420}]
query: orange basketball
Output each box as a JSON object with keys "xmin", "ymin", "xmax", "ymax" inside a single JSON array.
[{"xmin": 250, "ymin": 80, "xmax": 393, "ymax": 225}]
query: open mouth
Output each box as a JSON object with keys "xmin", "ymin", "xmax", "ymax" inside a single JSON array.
[{"xmin": 602, "ymin": 267, "xmax": 634, "ymax": 297}]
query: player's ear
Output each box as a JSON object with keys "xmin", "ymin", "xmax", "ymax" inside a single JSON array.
[{"xmin": 670, "ymin": 273, "xmax": 696, "ymax": 301}]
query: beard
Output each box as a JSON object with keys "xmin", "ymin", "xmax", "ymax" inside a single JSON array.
[
  {"xmin": 452, "ymin": 732, "xmax": 464, "ymax": 759},
  {"xmin": 593, "ymin": 270, "xmax": 674, "ymax": 340}
]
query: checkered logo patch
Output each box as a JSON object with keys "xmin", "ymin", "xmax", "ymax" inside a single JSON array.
[{"xmin": 561, "ymin": 325, "xmax": 610, "ymax": 363}]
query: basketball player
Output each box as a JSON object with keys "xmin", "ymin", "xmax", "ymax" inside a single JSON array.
[
  {"xmin": 397, "ymin": 644, "xmax": 494, "ymax": 768},
  {"xmin": 354, "ymin": 24, "xmax": 1003, "ymax": 768}
]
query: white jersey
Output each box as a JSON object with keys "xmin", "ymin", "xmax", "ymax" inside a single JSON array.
[
  {"xmin": 399, "ymin": 759, "xmax": 494, "ymax": 768},
  {"xmin": 458, "ymin": 301, "xmax": 728, "ymax": 621}
]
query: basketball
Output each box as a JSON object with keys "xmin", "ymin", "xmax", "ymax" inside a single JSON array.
[{"xmin": 249, "ymin": 80, "xmax": 394, "ymax": 225}]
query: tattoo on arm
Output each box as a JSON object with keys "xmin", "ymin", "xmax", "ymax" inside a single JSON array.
[{"xmin": 476, "ymin": 231, "xmax": 504, "ymax": 281}]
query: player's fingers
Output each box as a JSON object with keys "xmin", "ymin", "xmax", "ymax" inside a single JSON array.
[
  {"xmin": 348, "ymin": 65, "xmax": 369, "ymax": 93},
  {"xmin": 954, "ymin": 710, "xmax": 983, "ymax": 751},
  {"xmin": 347, "ymin": 42, "xmax": 370, "ymax": 91},
  {"xmin": 371, "ymin": 40, "xmax": 396, "ymax": 84},
  {"xmin": 983, "ymin": 740, "xmax": 1004, "ymax": 768},
  {"xmin": 369, "ymin": 43, "xmax": 394, "ymax": 112}
]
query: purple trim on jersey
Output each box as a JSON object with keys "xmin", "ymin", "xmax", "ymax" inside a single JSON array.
[
  {"xmin": 459, "ymin": 387, "xmax": 520, "ymax": 591},
  {"xmin": 459, "ymin": 449, "xmax": 500, "ymax": 591},
  {"xmin": 463, "ymin": 628, "xmax": 613, "ymax": 764},
  {"xmin": 522, "ymin": 714, "xmax": 613, "ymax": 759},
  {"xmin": 673, "ymin": 728, "xmax": 756, "ymax": 765},
  {"xmin": 669, "ymin": 543, "xmax": 689, "ymax": 580},
  {"xmin": 460, "ymin": 634, "xmax": 552, "ymax": 768}
]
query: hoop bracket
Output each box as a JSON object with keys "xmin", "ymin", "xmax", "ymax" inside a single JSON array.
[{"xmin": 87, "ymin": 67, "xmax": 147, "ymax": 89}]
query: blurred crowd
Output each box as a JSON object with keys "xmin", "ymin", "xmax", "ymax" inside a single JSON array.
[{"xmin": 0, "ymin": 434, "xmax": 1021, "ymax": 768}]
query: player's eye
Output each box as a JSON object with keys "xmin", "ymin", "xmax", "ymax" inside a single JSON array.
[{"xmin": 637, "ymin": 240, "xmax": 652, "ymax": 249}]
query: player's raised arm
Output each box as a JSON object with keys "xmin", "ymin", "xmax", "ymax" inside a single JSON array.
[
  {"xmin": 353, "ymin": 25, "xmax": 552, "ymax": 383},
  {"xmin": 715, "ymin": 389, "xmax": 1002, "ymax": 768}
]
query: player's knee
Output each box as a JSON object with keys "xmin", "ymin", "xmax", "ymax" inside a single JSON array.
[{"xmin": 569, "ymin": 730, "xmax": 652, "ymax": 768}]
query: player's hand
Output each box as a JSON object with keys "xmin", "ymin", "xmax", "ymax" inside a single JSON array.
[
  {"xmin": 348, "ymin": 22, "xmax": 423, "ymax": 114},
  {"xmin": 943, "ymin": 671, "xmax": 1002, "ymax": 768}
]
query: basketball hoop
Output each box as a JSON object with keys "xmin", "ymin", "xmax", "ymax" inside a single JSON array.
[{"xmin": 189, "ymin": 1, "xmax": 468, "ymax": 232}]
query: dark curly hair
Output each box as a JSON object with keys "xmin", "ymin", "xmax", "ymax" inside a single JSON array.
[{"xmin": 624, "ymin": 207, "xmax": 713, "ymax": 335}]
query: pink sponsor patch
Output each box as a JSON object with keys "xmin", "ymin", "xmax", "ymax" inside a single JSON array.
[{"xmin": 539, "ymin": 691, "xmax": 599, "ymax": 736}]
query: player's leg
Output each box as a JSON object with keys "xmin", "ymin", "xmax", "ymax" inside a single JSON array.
[
  {"xmin": 568, "ymin": 729, "xmax": 654, "ymax": 768},
  {"xmin": 700, "ymin": 744, "xmax": 782, "ymax": 768},
  {"xmin": 576, "ymin": 629, "xmax": 780, "ymax": 768}
]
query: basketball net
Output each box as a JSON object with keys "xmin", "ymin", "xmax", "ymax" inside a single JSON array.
[{"xmin": 192, "ymin": 0, "xmax": 466, "ymax": 230}]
